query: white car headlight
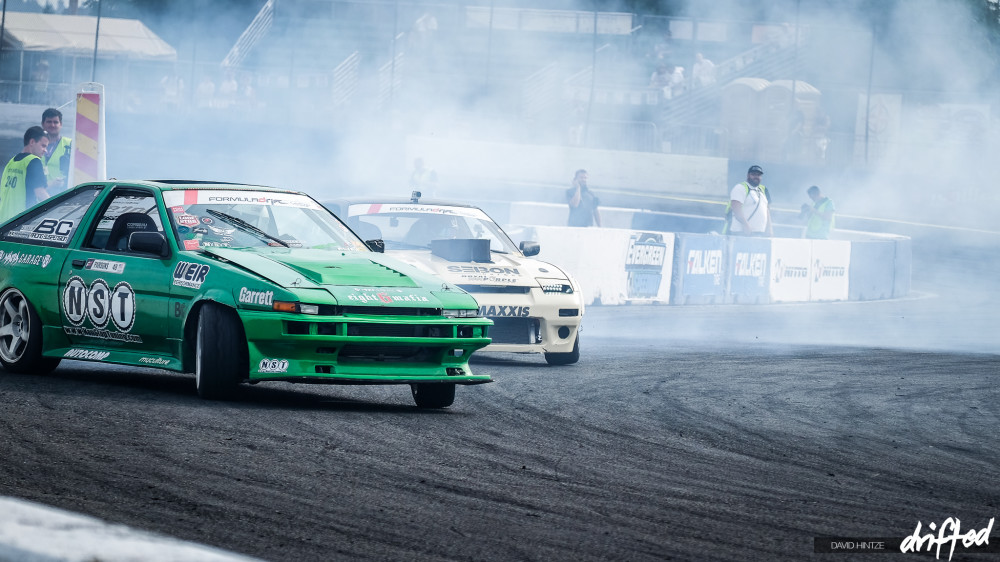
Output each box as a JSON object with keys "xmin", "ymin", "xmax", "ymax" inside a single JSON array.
[{"xmin": 536, "ymin": 278, "xmax": 574, "ymax": 294}]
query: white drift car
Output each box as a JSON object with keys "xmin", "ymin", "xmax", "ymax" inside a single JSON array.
[{"xmin": 326, "ymin": 195, "xmax": 584, "ymax": 365}]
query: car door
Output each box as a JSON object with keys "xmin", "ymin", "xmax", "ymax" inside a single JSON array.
[{"xmin": 59, "ymin": 187, "xmax": 174, "ymax": 356}]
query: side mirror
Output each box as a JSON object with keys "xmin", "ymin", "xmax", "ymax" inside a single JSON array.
[
  {"xmin": 365, "ymin": 239, "xmax": 385, "ymax": 253},
  {"xmin": 519, "ymin": 241, "xmax": 540, "ymax": 257},
  {"xmin": 129, "ymin": 231, "xmax": 169, "ymax": 257}
]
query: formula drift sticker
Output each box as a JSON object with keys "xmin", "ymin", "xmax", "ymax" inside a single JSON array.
[
  {"xmin": 173, "ymin": 262, "xmax": 210, "ymax": 289},
  {"xmin": 62, "ymin": 276, "xmax": 140, "ymax": 342},
  {"xmin": 258, "ymin": 358, "xmax": 289, "ymax": 373}
]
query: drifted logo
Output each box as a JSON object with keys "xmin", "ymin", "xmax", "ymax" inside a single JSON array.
[
  {"xmin": 64, "ymin": 349, "xmax": 111, "ymax": 360},
  {"xmin": 900, "ymin": 517, "xmax": 994, "ymax": 560},
  {"xmin": 238, "ymin": 287, "xmax": 274, "ymax": 306},
  {"xmin": 173, "ymin": 262, "xmax": 210, "ymax": 289},
  {"xmin": 258, "ymin": 358, "xmax": 289, "ymax": 373},
  {"xmin": 813, "ymin": 259, "xmax": 846, "ymax": 282},
  {"xmin": 480, "ymin": 305, "xmax": 530, "ymax": 318}
]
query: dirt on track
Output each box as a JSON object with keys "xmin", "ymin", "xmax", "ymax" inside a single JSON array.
[{"xmin": 1, "ymin": 323, "xmax": 998, "ymax": 562}]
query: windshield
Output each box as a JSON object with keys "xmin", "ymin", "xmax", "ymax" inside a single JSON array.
[
  {"xmin": 163, "ymin": 190, "xmax": 367, "ymax": 252},
  {"xmin": 346, "ymin": 203, "xmax": 519, "ymax": 253}
]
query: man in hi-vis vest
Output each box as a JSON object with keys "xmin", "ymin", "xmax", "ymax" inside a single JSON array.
[
  {"xmin": 0, "ymin": 126, "xmax": 51, "ymax": 224},
  {"xmin": 727, "ymin": 165, "xmax": 773, "ymax": 237},
  {"xmin": 42, "ymin": 107, "xmax": 73, "ymax": 193}
]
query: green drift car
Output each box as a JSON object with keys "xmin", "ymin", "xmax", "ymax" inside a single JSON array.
[{"xmin": 0, "ymin": 181, "xmax": 492, "ymax": 407}]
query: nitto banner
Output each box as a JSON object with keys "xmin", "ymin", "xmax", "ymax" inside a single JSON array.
[
  {"xmin": 810, "ymin": 240, "xmax": 851, "ymax": 301},
  {"xmin": 769, "ymin": 238, "xmax": 811, "ymax": 302}
]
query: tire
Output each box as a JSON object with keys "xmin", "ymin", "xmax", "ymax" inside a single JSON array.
[
  {"xmin": 195, "ymin": 302, "xmax": 246, "ymax": 400},
  {"xmin": 0, "ymin": 288, "xmax": 60, "ymax": 374},
  {"xmin": 411, "ymin": 383, "xmax": 455, "ymax": 408},
  {"xmin": 544, "ymin": 335, "xmax": 580, "ymax": 366}
]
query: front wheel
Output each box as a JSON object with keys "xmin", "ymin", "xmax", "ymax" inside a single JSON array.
[
  {"xmin": 195, "ymin": 303, "xmax": 247, "ymax": 400},
  {"xmin": 411, "ymin": 383, "xmax": 455, "ymax": 408},
  {"xmin": 0, "ymin": 288, "xmax": 60, "ymax": 374},
  {"xmin": 544, "ymin": 335, "xmax": 580, "ymax": 366}
]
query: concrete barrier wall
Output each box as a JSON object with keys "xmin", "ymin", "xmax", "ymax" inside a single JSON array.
[
  {"xmin": 406, "ymin": 135, "xmax": 730, "ymax": 198},
  {"xmin": 505, "ymin": 203, "xmax": 907, "ymax": 307}
]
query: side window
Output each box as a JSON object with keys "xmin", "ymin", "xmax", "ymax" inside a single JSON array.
[
  {"xmin": 84, "ymin": 190, "xmax": 164, "ymax": 253},
  {"xmin": 1, "ymin": 187, "xmax": 102, "ymax": 247}
]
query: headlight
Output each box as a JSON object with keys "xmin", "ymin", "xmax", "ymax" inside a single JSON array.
[
  {"xmin": 443, "ymin": 309, "xmax": 480, "ymax": 318},
  {"xmin": 273, "ymin": 301, "xmax": 319, "ymax": 315},
  {"xmin": 536, "ymin": 278, "xmax": 574, "ymax": 294}
]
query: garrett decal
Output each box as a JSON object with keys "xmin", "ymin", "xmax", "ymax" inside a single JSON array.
[
  {"xmin": 238, "ymin": 287, "xmax": 274, "ymax": 306},
  {"xmin": 64, "ymin": 349, "xmax": 111, "ymax": 360},
  {"xmin": 258, "ymin": 358, "xmax": 289, "ymax": 373},
  {"xmin": 173, "ymin": 262, "xmax": 210, "ymax": 289},
  {"xmin": 480, "ymin": 305, "xmax": 530, "ymax": 318}
]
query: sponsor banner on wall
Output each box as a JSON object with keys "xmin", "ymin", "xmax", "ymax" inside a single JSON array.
[
  {"xmin": 674, "ymin": 234, "xmax": 726, "ymax": 304},
  {"xmin": 769, "ymin": 238, "xmax": 811, "ymax": 302},
  {"xmin": 727, "ymin": 237, "xmax": 771, "ymax": 304},
  {"xmin": 530, "ymin": 226, "xmax": 674, "ymax": 305},
  {"xmin": 810, "ymin": 240, "xmax": 851, "ymax": 301}
]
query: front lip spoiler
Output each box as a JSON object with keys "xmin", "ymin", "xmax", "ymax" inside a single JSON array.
[{"xmin": 249, "ymin": 377, "xmax": 493, "ymax": 385}]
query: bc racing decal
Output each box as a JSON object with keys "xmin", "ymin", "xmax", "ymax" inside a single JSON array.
[
  {"xmin": 64, "ymin": 349, "xmax": 111, "ymax": 360},
  {"xmin": 258, "ymin": 359, "xmax": 289, "ymax": 373},
  {"xmin": 238, "ymin": 287, "xmax": 274, "ymax": 306},
  {"xmin": 480, "ymin": 305, "xmax": 530, "ymax": 318},
  {"xmin": 173, "ymin": 262, "xmax": 210, "ymax": 289},
  {"xmin": 85, "ymin": 258, "xmax": 126, "ymax": 274},
  {"xmin": 62, "ymin": 276, "xmax": 140, "ymax": 342},
  {"xmin": 0, "ymin": 250, "xmax": 52, "ymax": 268},
  {"xmin": 7, "ymin": 219, "xmax": 74, "ymax": 243}
]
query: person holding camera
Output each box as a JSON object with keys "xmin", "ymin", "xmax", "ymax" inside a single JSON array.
[{"xmin": 801, "ymin": 185, "xmax": 835, "ymax": 239}]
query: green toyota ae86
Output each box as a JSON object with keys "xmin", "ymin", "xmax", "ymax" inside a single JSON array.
[{"xmin": 0, "ymin": 180, "xmax": 492, "ymax": 408}]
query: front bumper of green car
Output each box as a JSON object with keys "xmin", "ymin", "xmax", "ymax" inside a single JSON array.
[{"xmin": 238, "ymin": 311, "xmax": 493, "ymax": 384}]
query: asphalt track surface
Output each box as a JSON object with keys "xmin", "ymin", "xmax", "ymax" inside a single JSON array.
[{"xmin": 1, "ymin": 248, "xmax": 998, "ymax": 562}]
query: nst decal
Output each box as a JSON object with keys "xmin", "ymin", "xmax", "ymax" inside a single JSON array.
[
  {"xmin": 625, "ymin": 232, "xmax": 667, "ymax": 299},
  {"xmin": 258, "ymin": 358, "xmax": 289, "ymax": 373},
  {"xmin": 62, "ymin": 276, "xmax": 139, "ymax": 342}
]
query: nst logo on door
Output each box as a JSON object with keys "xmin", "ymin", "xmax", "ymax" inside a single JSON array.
[{"xmin": 62, "ymin": 276, "xmax": 136, "ymax": 334}]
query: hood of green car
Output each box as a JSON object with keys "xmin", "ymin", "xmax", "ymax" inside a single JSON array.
[{"xmin": 205, "ymin": 248, "xmax": 425, "ymax": 288}]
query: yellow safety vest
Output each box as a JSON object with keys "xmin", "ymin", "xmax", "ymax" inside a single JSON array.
[
  {"xmin": 43, "ymin": 136, "xmax": 72, "ymax": 191},
  {"xmin": 0, "ymin": 154, "xmax": 42, "ymax": 224}
]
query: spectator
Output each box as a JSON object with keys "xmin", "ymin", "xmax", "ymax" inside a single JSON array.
[
  {"xmin": 195, "ymin": 75, "xmax": 216, "ymax": 109},
  {"xmin": 801, "ymin": 185, "xmax": 835, "ymax": 239},
  {"xmin": 218, "ymin": 70, "xmax": 239, "ymax": 109},
  {"xmin": 41, "ymin": 108, "xmax": 72, "ymax": 194},
  {"xmin": 726, "ymin": 165, "xmax": 772, "ymax": 236},
  {"xmin": 0, "ymin": 127, "xmax": 51, "ymax": 223},
  {"xmin": 566, "ymin": 169, "xmax": 601, "ymax": 227},
  {"xmin": 692, "ymin": 53, "xmax": 716, "ymax": 88},
  {"xmin": 30, "ymin": 60, "xmax": 50, "ymax": 104},
  {"xmin": 409, "ymin": 158, "xmax": 439, "ymax": 197},
  {"xmin": 669, "ymin": 65, "xmax": 686, "ymax": 98},
  {"xmin": 650, "ymin": 64, "xmax": 673, "ymax": 99}
]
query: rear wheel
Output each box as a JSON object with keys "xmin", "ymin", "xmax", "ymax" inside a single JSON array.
[
  {"xmin": 195, "ymin": 303, "xmax": 246, "ymax": 400},
  {"xmin": 0, "ymin": 289, "xmax": 60, "ymax": 374},
  {"xmin": 411, "ymin": 383, "xmax": 455, "ymax": 408},
  {"xmin": 544, "ymin": 335, "xmax": 580, "ymax": 366}
]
